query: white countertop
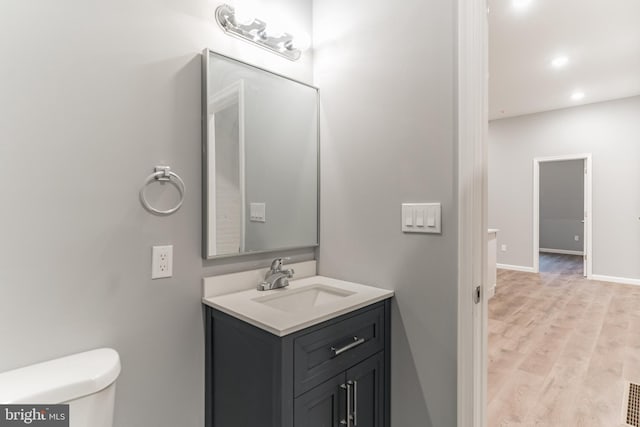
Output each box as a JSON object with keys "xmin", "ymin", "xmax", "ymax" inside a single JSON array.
[{"xmin": 202, "ymin": 275, "xmax": 394, "ymax": 336}]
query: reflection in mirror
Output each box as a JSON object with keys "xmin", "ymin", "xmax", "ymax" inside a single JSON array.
[{"xmin": 202, "ymin": 50, "xmax": 318, "ymax": 259}]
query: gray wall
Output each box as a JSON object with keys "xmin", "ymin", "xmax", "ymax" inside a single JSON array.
[
  {"xmin": 243, "ymin": 72, "xmax": 318, "ymax": 252},
  {"xmin": 313, "ymin": 0, "xmax": 458, "ymax": 425},
  {"xmin": 489, "ymin": 95, "xmax": 640, "ymax": 280},
  {"xmin": 539, "ymin": 160, "xmax": 584, "ymax": 252},
  {"xmin": 0, "ymin": 1, "xmax": 313, "ymax": 426}
]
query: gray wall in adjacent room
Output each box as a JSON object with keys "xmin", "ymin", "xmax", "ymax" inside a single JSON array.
[
  {"xmin": 489, "ymin": 95, "xmax": 640, "ymax": 280},
  {"xmin": 0, "ymin": 1, "xmax": 313, "ymax": 426},
  {"xmin": 539, "ymin": 160, "xmax": 585, "ymax": 252},
  {"xmin": 313, "ymin": 0, "xmax": 458, "ymax": 425}
]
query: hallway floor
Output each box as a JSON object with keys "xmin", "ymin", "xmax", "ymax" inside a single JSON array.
[
  {"xmin": 539, "ymin": 252, "xmax": 584, "ymax": 275},
  {"xmin": 488, "ymin": 254, "xmax": 640, "ymax": 426}
]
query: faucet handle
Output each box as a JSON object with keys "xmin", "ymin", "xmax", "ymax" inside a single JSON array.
[{"xmin": 269, "ymin": 257, "xmax": 291, "ymax": 272}]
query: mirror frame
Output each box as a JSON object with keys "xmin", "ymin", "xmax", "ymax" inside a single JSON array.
[{"xmin": 201, "ymin": 49, "xmax": 320, "ymax": 260}]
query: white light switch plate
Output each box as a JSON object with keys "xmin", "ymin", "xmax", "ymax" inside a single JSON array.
[
  {"xmin": 402, "ymin": 203, "xmax": 442, "ymax": 234},
  {"xmin": 250, "ymin": 203, "xmax": 266, "ymax": 222}
]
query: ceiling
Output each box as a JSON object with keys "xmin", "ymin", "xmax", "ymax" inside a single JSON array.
[{"xmin": 489, "ymin": 0, "xmax": 640, "ymax": 119}]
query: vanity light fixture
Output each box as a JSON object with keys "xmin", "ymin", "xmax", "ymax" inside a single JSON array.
[
  {"xmin": 571, "ymin": 91, "xmax": 585, "ymax": 101},
  {"xmin": 512, "ymin": 0, "xmax": 533, "ymax": 10},
  {"xmin": 215, "ymin": 4, "xmax": 309, "ymax": 61},
  {"xmin": 551, "ymin": 55, "xmax": 569, "ymax": 69}
]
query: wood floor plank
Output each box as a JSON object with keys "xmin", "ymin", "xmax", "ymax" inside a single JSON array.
[
  {"xmin": 488, "ymin": 253, "xmax": 639, "ymax": 426},
  {"xmin": 488, "ymin": 369, "xmax": 546, "ymax": 426}
]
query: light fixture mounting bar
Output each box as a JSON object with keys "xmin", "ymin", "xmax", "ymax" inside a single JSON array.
[{"xmin": 215, "ymin": 4, "xmax": 302, "ymax": 61}]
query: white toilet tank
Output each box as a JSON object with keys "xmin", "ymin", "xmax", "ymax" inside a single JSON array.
[{"xmin": 0, "ymin": 348, "xmax": 121, "ymax": 427}]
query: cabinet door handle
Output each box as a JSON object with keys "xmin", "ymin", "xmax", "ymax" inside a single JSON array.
[
  {"xmin": 340, "ymin": 382, "xmax": 352, "ymax": 426},
  {"xmin": 347, "ymin": 381, "xmax": 353, "ymax": 427},
  {"xmin": 352, "ymin": 380, "xmax": 358, "ymax": 426},
  {"xmin": 331, "ymin": 336, "xmax": 366, "ymax": 357}
]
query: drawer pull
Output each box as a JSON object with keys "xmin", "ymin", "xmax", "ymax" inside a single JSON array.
[{"xmin": 331, "ymin": 336, "xmax": 366, "ymax": 357}]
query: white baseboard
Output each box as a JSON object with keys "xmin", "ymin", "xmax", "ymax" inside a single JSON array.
[
  {"xmin": 497, "ymin": 263, "xmax": 535, "ymax": 273},
  {"xmin": 540, "ymin": 248, "xmax": 584, "ymax": 256},
  {"xmin": 487, "ymin": 284, "xmax": 496, "ymax": 299},
  {"xmin": 590, "ymin": 274, "xmax": 640, "ymax": 287}
]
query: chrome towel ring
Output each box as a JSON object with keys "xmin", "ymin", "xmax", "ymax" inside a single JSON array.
[{"xmin": 139, "ymin": 165, "xmax": 185, "ymax": 216}]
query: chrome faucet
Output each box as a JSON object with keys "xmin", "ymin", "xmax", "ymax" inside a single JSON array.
[{"xmin": 257, "ymin": 258, "xmax": 295, "ymax": 291}]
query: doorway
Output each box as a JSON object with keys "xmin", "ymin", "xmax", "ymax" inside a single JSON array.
[
  {"xmin": 207, "ymin": 80, "xmax": 246, "ymax": 256},
  {"xmin": 533, "ymin": 154, "xmax": 592, "ymax": 277}
]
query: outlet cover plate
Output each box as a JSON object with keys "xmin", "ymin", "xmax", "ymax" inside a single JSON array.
[{"xmin": 152, "ymin": 245, "xmax": 173, "ymax": 279}]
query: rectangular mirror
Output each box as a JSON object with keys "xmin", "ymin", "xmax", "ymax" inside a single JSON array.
[{"xmin": 202, "ymin": 50, "xmax": 319, "ymax": 259}]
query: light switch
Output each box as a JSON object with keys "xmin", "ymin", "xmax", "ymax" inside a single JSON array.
[
  {"xmin": 402, "ymin": 203, "xmax": 441, "ymax": 234},
  {"xmin": 426, "ymin": 209, "xmax": 436, "ymax": 227},
  {"xmin": 250, "ymin": 203, "xmax": 266, "ymax": 222},
  {"xmin": 405, "ymin": 213, "xmax": 413, "ymax": 227},
  {"xmin": 401, "ymin": 204, "xmax": 414, "ymax": 232},
  {"xmin": 425, "ymin": 203, "xmax": 441, "ymax": 233},
  {"xmin": 415, "ymin": 208, "xmax": 425, "ymax": 227}
]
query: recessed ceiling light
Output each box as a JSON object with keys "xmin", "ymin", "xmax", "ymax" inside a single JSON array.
[
  {"xmin": 571, "ymin": 91, "xmax": 585, "ymax": 101},
  {"xmin": 513, "ymin": 0, "xmax": 533, "ymax": 10},
  {"xmin": 551, "ymin": 56, "xmax": 569, "ymax": 68}
]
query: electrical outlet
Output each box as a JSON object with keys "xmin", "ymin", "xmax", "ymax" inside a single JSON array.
[
  {"xmin": 152, "ymin": 245, "xmax": 173, "ymax": 279},
  {"xmin": 500, "ymin": 244, "xmax": 507, "ymax": 252},
  {"xmin": 574, "ymin": 235, "xmax": 580, "ymax": 241}
]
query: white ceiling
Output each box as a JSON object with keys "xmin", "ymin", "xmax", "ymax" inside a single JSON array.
[{"xmin": 489, "ymin": 0, "xmax": 640, "ymax": 119}]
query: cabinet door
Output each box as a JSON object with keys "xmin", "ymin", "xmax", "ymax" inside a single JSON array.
[
  {"xmin": 346, "ymin": 352, "xmax": 385, "ymax": 427},
  {"xmin": 294, "ymin": 373, "xmax": 347, "ymax": 427}
]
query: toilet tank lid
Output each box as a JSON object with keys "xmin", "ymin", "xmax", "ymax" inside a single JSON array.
[{"xmin": 0, "ymin": 348, "xmax": 121, "ymax": 404}]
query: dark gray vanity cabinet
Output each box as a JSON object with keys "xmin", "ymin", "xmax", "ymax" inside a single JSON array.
[
  {"xmin": 204, "ymin": 299, "xmax": 391, "ymax": 427},
  {"xmin": 294, "ymin": 352, "xmax": 385, "ymax": 427},
  {"xmin": 293, "ymin": 372, "xmax": 345, "ymax": 427}
]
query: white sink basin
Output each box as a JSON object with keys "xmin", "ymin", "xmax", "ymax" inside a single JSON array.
[
  {"xmin": 252, "ymin": 284, "xmax": 355, "ymax": 313},
  {"xmin": 202, "ymin": 271, "xmax": 394, "ymax": 336}
]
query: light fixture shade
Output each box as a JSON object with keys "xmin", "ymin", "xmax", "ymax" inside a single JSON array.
[
  {"xmin": 571, "ymin": 91, "xmax": 585, "ymax": 101},
  {"xmin": 232, "ymin": 6, "xmax": 255, "ymax": 26},
  {"xmin": 512, "ymin": 0, "xmax": 533, "ymax": 10},
  {"xmin": 551, "ymin": 56, "xmax": 569, "ymax": 68},
  {"xmin": 290, "ymin": 32, "xmax": 312, "ymax": 51},
  {"xmin": 215, "ymin": 4, "xmax": 306, "ymax": 61}
]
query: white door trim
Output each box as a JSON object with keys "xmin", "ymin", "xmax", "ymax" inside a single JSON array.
[
  {"xmin": 457, "ymin": 0, "xmax": 488, "ymax": 426},
  {"xmin": 532, "ymin": 154, "xmax": 593, "ymax": 277},
  {"xmin": 208, "ymin": 80, "xmax": 247, "ymax": 256}
]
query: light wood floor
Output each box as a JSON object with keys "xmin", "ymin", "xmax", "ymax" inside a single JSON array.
[{"xmin": 488, "ymin": 253, "xmax": 640, "ymax": 426}]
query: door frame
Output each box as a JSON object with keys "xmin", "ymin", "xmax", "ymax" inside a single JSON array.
[
  {"xmin": 457, "ymin": 0, "xmax": 488, "ymax": 426},
  {"xmin": 532, "ymin": 154, "xmax": 593, "ymax": 277},
  {"xmin": 206, "ymin": 80, "xmax": 247, "ymax": 257}
]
